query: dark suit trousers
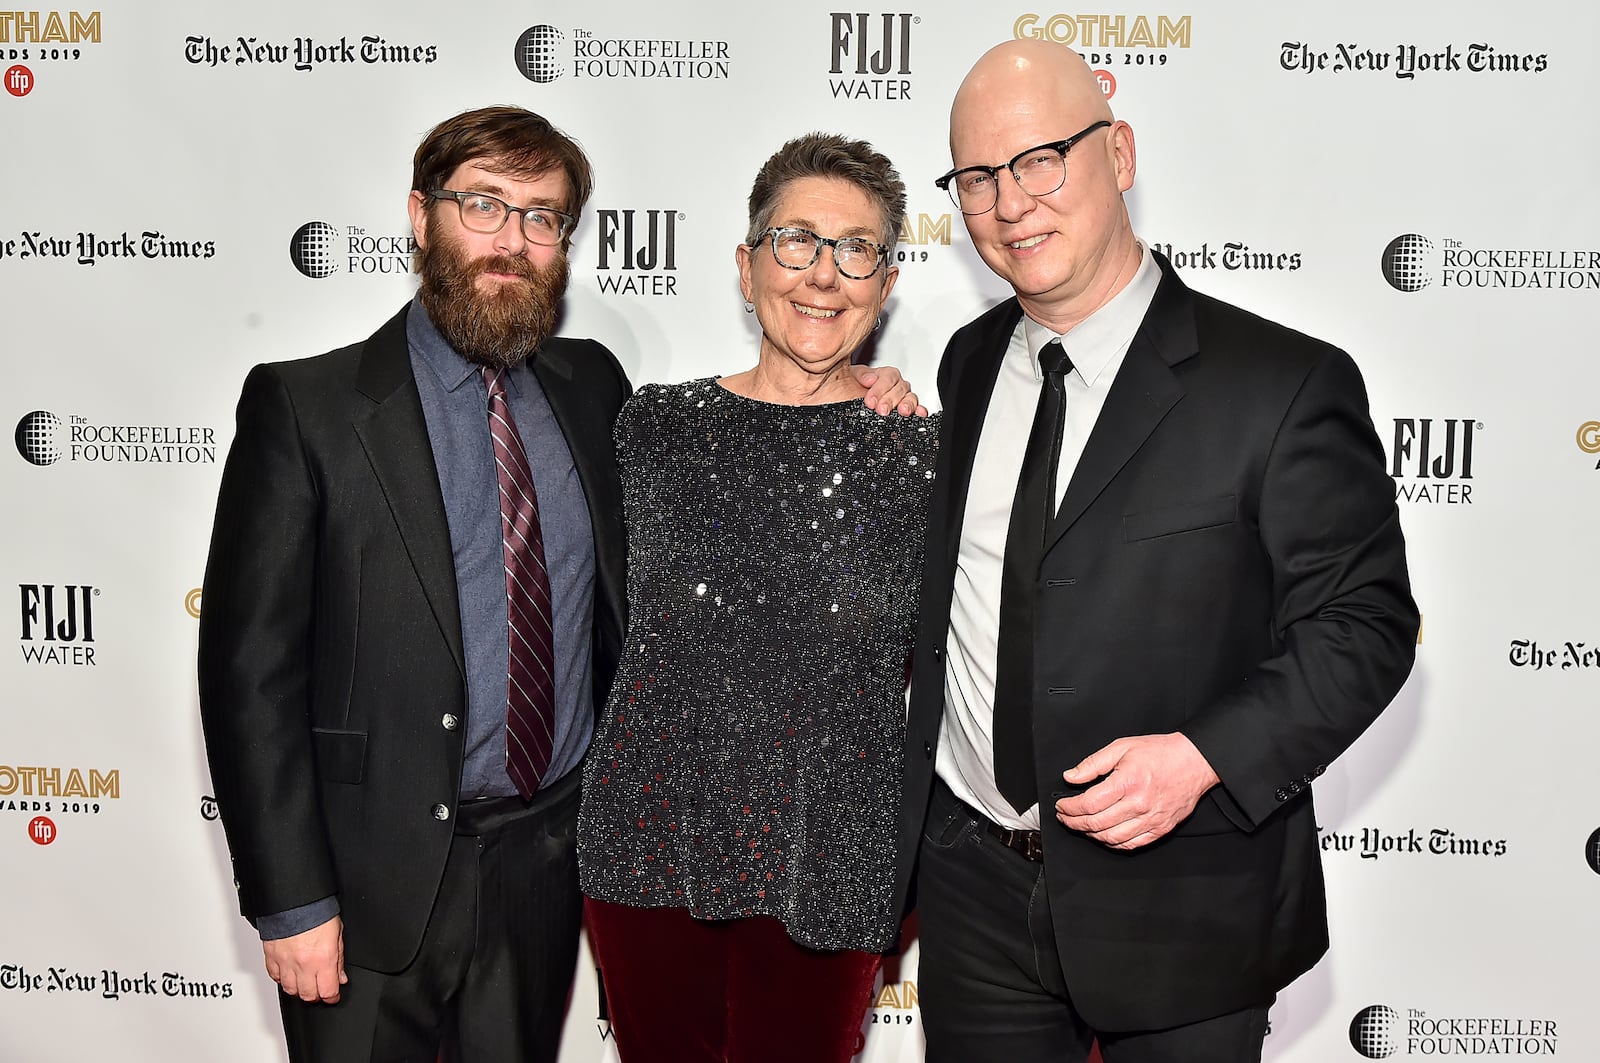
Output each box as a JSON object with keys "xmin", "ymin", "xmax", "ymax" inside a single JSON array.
[
  {"xmin": 278, "ymin": 770, "xmax": 582, "ymax": 1063},
  {"xmin": 917, "ymin": 778, "xmax": 1270, "ymax": 1063}
]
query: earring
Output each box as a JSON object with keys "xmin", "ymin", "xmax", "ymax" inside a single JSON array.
[{"xmin": 743, "ymin": 300, "xmax": 755, "ymax": 313}]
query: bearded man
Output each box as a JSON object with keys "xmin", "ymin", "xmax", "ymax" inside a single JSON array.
[{"xmin": 197, "ymin": 105, "xmax": 916, "ymax": 1063}]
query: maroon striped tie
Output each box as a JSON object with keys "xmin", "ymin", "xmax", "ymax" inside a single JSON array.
[{"xmin": 483, "ymin": 367, "xmax": 555, "ymax": 798}]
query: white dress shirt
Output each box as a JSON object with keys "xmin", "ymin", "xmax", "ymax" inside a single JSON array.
[{"xmin": 937, "ymin": 243, "xmax": 1162, "ymax": 829}]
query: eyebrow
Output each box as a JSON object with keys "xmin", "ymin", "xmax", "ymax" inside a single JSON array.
[
  {"xmin": 458, "ymin": 180, "xmax": 566, "ymax": 210},
  {"xmin": 778, "ymin": 218, "xmax": 881, "ymax": 240}
]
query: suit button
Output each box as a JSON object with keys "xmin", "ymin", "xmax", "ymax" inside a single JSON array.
[
  {"xmin": 431, "ymin": 803, "xmax": 450, "ymax": 821},
  {"xmin": 931, "ymin": 646, "xmax": 944, "ymax": 662},
  {"xmin": 1288, "ymin": 780, "xmax": 1302, "ymax": 795},
  {"xmin": 923, "ymin": 740, "xmax": 933, "ymax": 759},
  {"xmin": 1274, "ymin": 788, "xmax": 1288, "ymax": 802},
  {"xmin": 441, "ymin": 713, "xmax": 459, "ymax": 731}
]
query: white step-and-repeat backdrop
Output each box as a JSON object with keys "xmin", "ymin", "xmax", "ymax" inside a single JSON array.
[{"xmin": 4, "ymin": 1, "xmax": 1597, "ymax": 1060}]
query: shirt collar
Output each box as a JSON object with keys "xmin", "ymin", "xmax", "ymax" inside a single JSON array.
[
  {"xmin": 1021, "ymin": 241, "xmax": 1158, "ymax": 387},
  {"xmin": 405, "ymin": 293, "xmax": 524, "ymax": 397}
]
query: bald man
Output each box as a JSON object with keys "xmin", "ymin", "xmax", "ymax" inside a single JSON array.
[{"xmin": 890, "ymin": 40, "xmax": 1416, "ymax": 1061}]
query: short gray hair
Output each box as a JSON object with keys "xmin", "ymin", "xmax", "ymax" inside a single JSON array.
[{"xmin": 745, "ymin": 133, "xmax": 907, "ymax": 251}]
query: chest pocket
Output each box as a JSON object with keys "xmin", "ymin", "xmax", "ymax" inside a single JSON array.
[{"xmin": 1122, "ymin": 494, "xmax": 1237, "ymax": 542}]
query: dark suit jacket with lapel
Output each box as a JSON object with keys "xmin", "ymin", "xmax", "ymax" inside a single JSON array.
[
  {"xmin": 894, "ymin": 254, "xmax": 1417, "ymax": 1030},
  {"xmin": 198, "ymin": 305, "xmax": 629, "ymax": 972}
]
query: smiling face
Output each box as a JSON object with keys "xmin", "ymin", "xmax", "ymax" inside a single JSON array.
[
  {"xmin": 736, "ymin": 175, "xmax": 899, "ymax": 381},
  {"xmin": 407, "ymin": 158, "xmax": 571, "ymax": 368},
  {"xmin": 949, "ymin": 40, "xmax": 1139, "ymax": 330}
]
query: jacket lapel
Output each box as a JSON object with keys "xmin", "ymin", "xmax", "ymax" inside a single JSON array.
[
  {"xmin": 1045, "ymin": 258, "xmax": 1197, "ymax": 553},
  {"xmin": 351, "ymin": 306, "xmax": 466, "ymax": 678}
]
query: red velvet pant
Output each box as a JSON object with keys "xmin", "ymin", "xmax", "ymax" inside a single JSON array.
[{"xmin": 585, "ymin": 897, "xmax": 881, "ymax": 1063}]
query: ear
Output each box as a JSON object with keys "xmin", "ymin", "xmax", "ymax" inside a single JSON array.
[
  {"xmin": 1110, "ymin": 120, "xmax": 1137, "ymax": 193},
  {"xmin": 407, "ymin": 189, "xmax": 431, "ymax": 251},
  {"xmin": 735, "ymin": 241, "xmax": 754, "ymax": 304},
  {"xmin": 878, "ymin": 263, "xmax": 900, "ymax": 309}
]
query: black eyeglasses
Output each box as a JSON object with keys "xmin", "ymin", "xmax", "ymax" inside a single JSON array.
[
  {"xmin": 934, "ymin": 121, "xmax": 1112, "ymax": 215},
  {"xmin": 428, "ymin": 189, "xmax": 577, "ymax": 246},
  {"xmin": 754, "ymin": 227, "xmax": 890, "ymax": 280}
]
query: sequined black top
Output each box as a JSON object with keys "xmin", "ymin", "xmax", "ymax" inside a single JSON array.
[{"xmin": 578, "ymin": 378, "xmax": 938, "ymax": 952}]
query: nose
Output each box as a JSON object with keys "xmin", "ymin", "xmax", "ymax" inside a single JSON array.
[
  {"xmin": 493, "ymin": 212, "xmax": 529, "ymax": 256},
  {"xmin": 808, "ymin": 242, "xmax": 842, "ymax": 287},
  {"xmin": 993, "ymin": 169, "xmax": 1036, "ymax": 224}
]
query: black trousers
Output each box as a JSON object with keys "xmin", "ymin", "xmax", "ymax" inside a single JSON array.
[
  {"xmin": 278, "ymin": 770, "xmax": 583, "ymax": 1063},
  {"xmin": 916, "ymin": 778, "xmax": 1270, "ymax": 1063}
]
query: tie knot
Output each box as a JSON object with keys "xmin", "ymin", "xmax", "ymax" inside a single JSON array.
[
  {"xmin": 1039, "ymin": 339, "xmax": 1072, "ymax": 379},
  {"xmin": 482, "ymin": 366, "xmax": 507, "ymax": 402}
]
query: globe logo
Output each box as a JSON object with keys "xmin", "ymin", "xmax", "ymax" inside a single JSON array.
[
  {"xmin": 14, "ymin": 410, "xmax": 63, "ymax": 466},
  {"xmin": 515, "ymin": 24, "xmax": 566, "ymax": 83},
  {"xmin": 290, "ymin": 221, "xmax": 340, "ymax": 279},
  {"xmin": 1586, "ymin": 827, "xmax": 1600, "ymax": 875},
  {"xmin": 1350, "ymin": 1004, "xmax": 1401, "ymax": 1058},
  {"xmin": 1382, "ymin": 233, "xmax": 1434, "ymax": 292}
]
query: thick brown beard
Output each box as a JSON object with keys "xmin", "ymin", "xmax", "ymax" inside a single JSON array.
[{"xmin": 417, "ymin": 228, "xmax": 569, "ymax": 370}]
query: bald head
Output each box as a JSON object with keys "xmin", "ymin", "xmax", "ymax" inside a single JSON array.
[
  {"xmin": 951, "ymin": 40, "xmax": 1112, "ymax": 152},
  {"xmin": 946, "ymin": 38, "xmax": 1140, "ymax": 332}
]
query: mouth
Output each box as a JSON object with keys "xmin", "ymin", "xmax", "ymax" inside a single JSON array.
[
  {"xmin": 1007, "ymin": 234, "xmax": 1050, "ymax": 251},
  {"xmin": 793, "ymin": 303, "xmax": 842, "ymax": 319}
]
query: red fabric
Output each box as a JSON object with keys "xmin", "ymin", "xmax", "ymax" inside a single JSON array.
[{"xmin": 586, "ymin": 897, "xmax": 881, "ymax": 1063}]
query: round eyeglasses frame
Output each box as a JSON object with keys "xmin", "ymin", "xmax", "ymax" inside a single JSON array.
[
  {"xmin": 753, "ymin": 226, "xmax": 891, "ymax": 280},
  {"xmin": 427, "ymin": 189, "xmax": 577, "ymax": 246},
  {"xmin": 934, "ymin": 120, "xmax": 1112, "ymax": 215}
]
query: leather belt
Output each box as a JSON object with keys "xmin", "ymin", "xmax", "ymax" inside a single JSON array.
[
  {"xmin": 985, "ymin": 820, "xmax": 1045, "ymax": 863},
  {"xmin": 950, "ymin": 787, "xmax": 1044, "ymax": 862}
]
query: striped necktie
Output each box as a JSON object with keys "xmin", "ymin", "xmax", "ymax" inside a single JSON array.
[{"xmin": 483, "ymin": 366, "xmax": 555, "ymax": 798}]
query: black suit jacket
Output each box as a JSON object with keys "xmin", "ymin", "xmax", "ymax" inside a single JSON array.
[
  {"xmin": 894, "ymin": 255, "xmax": 1416, "ymax": 1029},
  {"xmin": 197, "ymin": 305, "xmax": 629, "ymax": 971}
]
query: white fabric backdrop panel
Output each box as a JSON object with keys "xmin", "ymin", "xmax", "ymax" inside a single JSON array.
[{"xmin": 3, "ymin": 1, "xmax": 1596, "ymax": 1060}]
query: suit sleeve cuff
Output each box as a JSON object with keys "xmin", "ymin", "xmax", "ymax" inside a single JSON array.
[{"xmin": 255, "ymin": 896, "xmax": 340, "ymax": 941}]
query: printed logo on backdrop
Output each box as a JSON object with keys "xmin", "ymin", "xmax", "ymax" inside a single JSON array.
[
  {"xmin": 0, "ymin": 963, "xmax": 233, "ymax": 1000},
  {"xmin": 1318, "ymin": 823, "xmax": 1508, "ymax": 860},
  {"xmin": 514, "ymin": 22, "xmax": 731, "ymax": 83},
  {"xmin": 863, "ymin": 978, "xmax": 918, "ymax": 1035},
  {"xmin": 1149, "ymin": 240, "xmax": 1302, "ymax": 274},
  {"xmin": 1, "ymin": 764, "xmax": 119, "ymax": 833},
  {"xmin": 19, "ymin": 583, "xmax": 97, "ymax": 666},
  {"xmin": 1585, "ymin": 828, "xmax": 1600, "ymax": 875},
  {"xmin": 595, "ymin": 209, "xmax": 681, "ymax": 297},
  {"xmin": 1577, "ymin": 421, "xmax": 1600, "ymax": 470},
  {"xmin": 1282, "ymin": 40, "xmax": 1548, "ymax": 80},
  {"xmin": 1348, "ymin": 1004, "xmax": 1557, "ymax": 1057},
  {"xmin": 1013, "ymin": 11, "xmax": 1191, "ymax": 92},
  {"xmin": 895, "ymin": 205, "xmax": 955, "ymax": 266},
  {"xmin": 183, "ymin": 33, "xmax": 437, "ymax": 71},
  {"xmin": 1388, "ymin": 418, "xmax": 1479, "ymax": 504},
  {"xmin": 0, "ymin": 230, "xmax": 215, "ymax": 265},
  {"xmin": 827, "ymin": 13, "xmax": 917, "ymax": 101},
  {"xmin": 199, "ymin": 795, "xmax": 219, "ymax": 821},
  {"xmin": 290, "ymin": 221, "xmax": 415, "ymax": 279},
  {"xmin": 1507, "ymin": 639, "xmax": 1599, "ymax": 671},
  {"xmin": 0, "ymin": 10, "xmax": 103, "ymax": 96},
  {"xmin": 1381, "ymin": 233, "xmax": 1600, "ymax": 292},
  {"xmin": 185, "ymin": 587, "xmax": 203, "ymax": 619},
  {"xmin": 13, "ymin": 410, "xmax": 216, "ymax": 467}
]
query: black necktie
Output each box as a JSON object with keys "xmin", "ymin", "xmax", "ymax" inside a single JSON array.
[{"xmin": 993, "ymin": 339, "xmax": 1073, "ymax": 813}]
